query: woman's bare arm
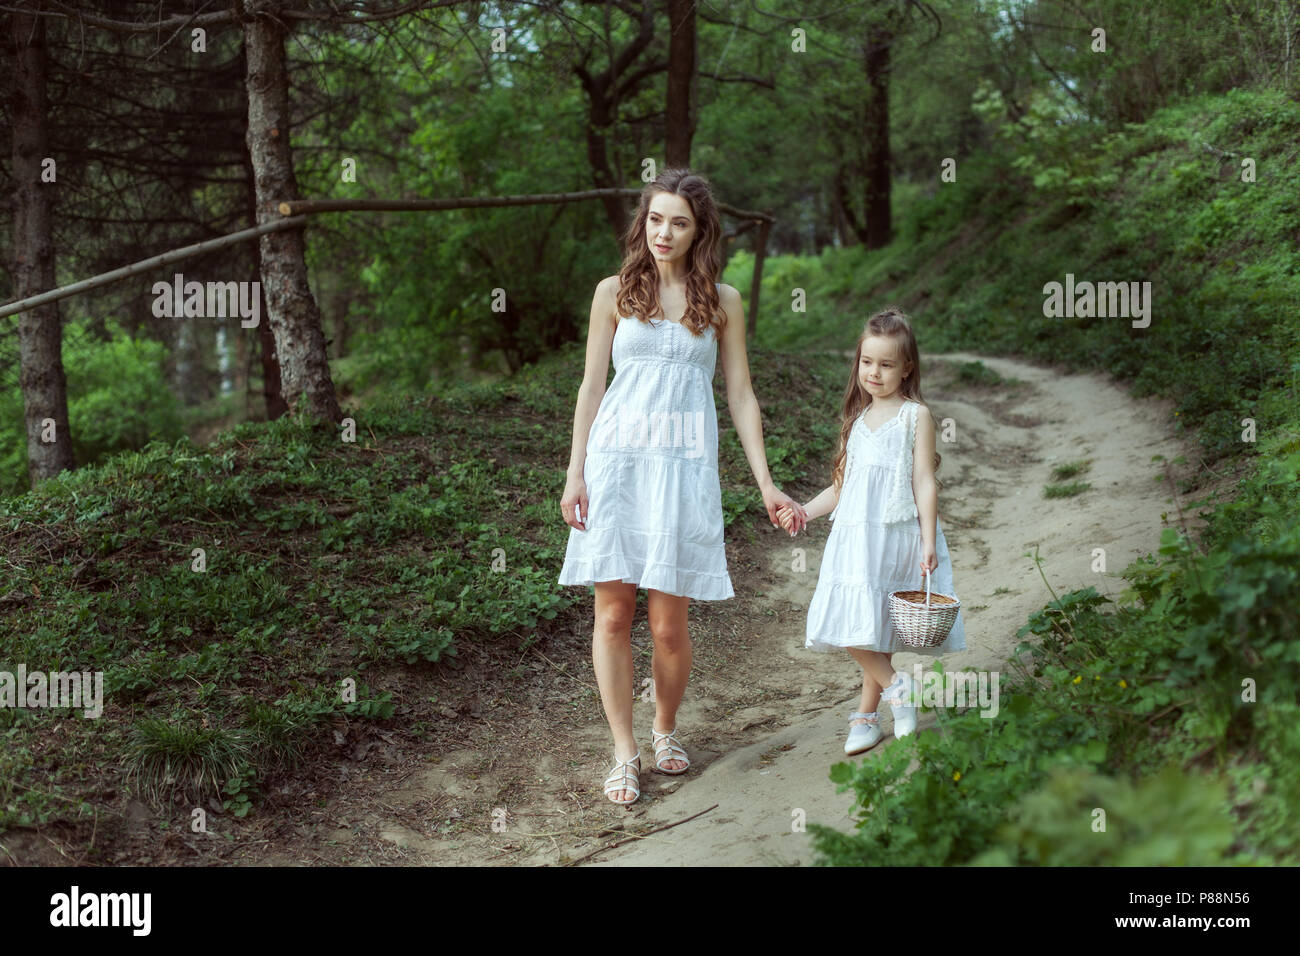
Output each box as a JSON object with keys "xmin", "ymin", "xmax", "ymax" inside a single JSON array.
[
  {"xmin": 565, "ymin": 277, "xmax": 619, "ymax": 480},
  {"xmin": 716, "ymin": 283, "xmax": 807, "ymax": 531},
  {"xmin": 561, "ymin": 279, "xmax": 619, "ymax": 532}
]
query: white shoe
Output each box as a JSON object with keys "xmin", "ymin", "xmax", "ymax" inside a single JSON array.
[
  {"xmin": 883, "ymin": 672, "xmax": 917, "ymax": 738},
  {"xmin": 844, "ymin": 711, "xmax": 882, "ymax": 754}
]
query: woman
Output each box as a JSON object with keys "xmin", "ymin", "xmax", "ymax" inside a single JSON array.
[{"xmin": 557, "ymin": 168, "xmax": 808, "ymax": 805}]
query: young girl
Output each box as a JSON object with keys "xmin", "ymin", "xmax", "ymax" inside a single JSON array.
[{"xmin": 778, "ymin": 308, "xmax": 965, "ymax": 755}]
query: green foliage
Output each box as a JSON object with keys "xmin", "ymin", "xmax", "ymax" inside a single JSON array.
[
  {"xmin": 954, "ymin": 360, "xmax": 1020, "ymax": 389},
  {"xmin": 970, "ymin": 763, "xmax": 1235, "ymax": 866},
  {"xmin": 343, "ymin": 684, "xmax": 396, "ymax": 720},
  {"xmin": 0, "ymin": 319, "xmax": 184, "ymax": 496},
  {"xmin": 1043, "ymin": 480, "xmax": 1091, "ymax": 498},
  {"xmin": 884, "ymin": 85, "xmax": 1300, "ymax": 468},
  {"xmin": 1049, "ymin": 460, "xmax": 1090, "ymax": 480},
  {"xmin": 811, "ymin": 686, "xmax": 1110, "ymax": 866}
]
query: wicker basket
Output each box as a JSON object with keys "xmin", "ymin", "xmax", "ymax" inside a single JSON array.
[{"xmin": 888, "ymin": 569, "xmax": 960, "ymax": 648}]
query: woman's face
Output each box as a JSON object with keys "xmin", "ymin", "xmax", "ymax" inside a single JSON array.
[
  {"xmin": 647, "ymin": 192, "xmax": 696, "ymax": 264},
  {"xmin": 859, "ymin": 334, "xmax": 911, "ymax": 400}
]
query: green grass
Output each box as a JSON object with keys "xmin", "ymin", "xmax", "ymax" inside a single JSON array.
[
  {"xmin": 1043, "ymin": 480, "xmax": 1092, "ymax": 498},
  {"xmin": 955, "ymin": 360, "xmax": 1022, "ymax": 389},
  {"xmin": 1050, "ymin": 460, "xmax": 1090, "ymax": 480}
]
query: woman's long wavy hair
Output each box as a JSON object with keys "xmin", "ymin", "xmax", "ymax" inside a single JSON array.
[
  {"xmin": 830, "ymin": 307, "xmax": 942, "ymax": 495},
  {"xmin": 614, "ymin": 168, "xmax": 726, "ymax": 339}
]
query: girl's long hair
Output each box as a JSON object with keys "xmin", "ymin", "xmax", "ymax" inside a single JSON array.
[
  {"xmin": 614, "ymin": 168, "xmax": 726, "ymax": 339},
  {"xmin": 830, "ymin": 307, "xmax": 942, "ymax": 495}
]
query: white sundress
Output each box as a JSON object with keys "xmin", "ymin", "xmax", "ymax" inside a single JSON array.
[
  {"xmin": 556, "ymin": 285, "xmax": 734, "ymax": 601},
  {"xmin": 804, "ymin": 399, "xmax": 966, "ymax": 655}
]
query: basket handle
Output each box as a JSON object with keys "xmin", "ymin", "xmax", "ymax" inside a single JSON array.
[{"xmin": 924, "ymin": 567, "xmax": 931, "ymax": 610}]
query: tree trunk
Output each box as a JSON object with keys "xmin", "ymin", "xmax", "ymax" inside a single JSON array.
[
  {"xmin": 582, "ymin": 90, "xmax": 628, "ymax": 240},
  {"xmin": 862, "ymin": 22, "xmax": 893, "ymax": 249},
  {"xmin": 241, "ymin": 74, "xmax": 287, "ymax": 421},
  {"xmin": 832, "ymin": 164, "xmax": 858, "ymax": 247},
  {"xmin": 748, "ymin": 219, "xmax": 769, "ymax": 339},
  {"xmin": 665, "ymin": 0, "xmax": 697, "ymax": 168},
  {"xmin": 572, "ymin": 6, "xmax": 657, "ymax": 242},
  {"xmin": 241, "ymin": 0, "xmax": 340, "ymax": 422},
  {"xmin": 10, "ymin": 5, "xmax": 76, "ymax": 487}
]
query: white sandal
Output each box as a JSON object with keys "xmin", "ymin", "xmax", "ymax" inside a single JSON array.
[
  {"xmin": 651, "ymin": 727, "xmax": 690, "ymax": 775},
  {"xmin": 603, "ymin": 751, "xmax": 641, "ymax": 805}
]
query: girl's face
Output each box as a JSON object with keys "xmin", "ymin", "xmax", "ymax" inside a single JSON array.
[
  {"xmin": 859, "ymin": 334, "xmax": 912, "ymax": 401},
  {"xmin": 647, "ymin": 192, "xmax": 696, "ymax": 263}
]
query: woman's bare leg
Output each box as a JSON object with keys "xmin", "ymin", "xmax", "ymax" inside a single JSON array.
[
  {"xmin": 592, "ymin": 580, "xmax": 639, "ymax": 800},
  {"xmin": 646, "ymin": 588, "xmax": 692, "ymax": 771}
]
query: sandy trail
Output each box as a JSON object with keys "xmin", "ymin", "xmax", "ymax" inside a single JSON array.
[{"xmin": 580, "ymin": 351, "xmax": 1192, "ymax": 866}]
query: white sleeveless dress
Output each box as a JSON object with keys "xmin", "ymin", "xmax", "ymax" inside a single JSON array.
[
  {"xmin": 805, "ymin": 399, "xmax": 966, "ymax": 654},
  {"xmin": 557, "ymin": 286, "xmax": 734, "ymax": 600}
]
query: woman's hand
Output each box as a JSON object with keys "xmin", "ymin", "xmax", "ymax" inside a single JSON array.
[
  {"xmin": 764, "ymin": 485, "xmax": 807, "ymax": 535},
  {"xmin": 561, "ymin": 473, "xmax": 589, "ymax": 531},
  {"xmin": 919, "ymin": 543, "xmax": 937, "ymax": 575}
]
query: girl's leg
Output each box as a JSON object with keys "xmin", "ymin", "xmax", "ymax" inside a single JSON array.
[
  {"xmin": 592, "ymin": 581, "xmax": 639, "ymax": 801},
  {"xmin": 646, "ymin": 588, "xmax": 692, "ymax": 771},
  {"xmin": 849, "ymin": 648, "xmax": 896, "ymax": 694},
  {"xmin": 846, "ymin": 648, "xmax": 891, "ymax": 722}
]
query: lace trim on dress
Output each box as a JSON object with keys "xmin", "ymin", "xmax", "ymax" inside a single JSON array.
[
  {"xmin": 881, "ymin": 400, "xmax": 919, "ymax": 525},
  {"xmin": 827, "ymin": 400, "xmax": 918, "ymax": 524}
]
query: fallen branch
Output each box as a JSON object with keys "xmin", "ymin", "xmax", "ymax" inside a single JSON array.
[
  {"xmin": 563, "ymin": 802, "xmax": 719, "ymax": 866},
  {"xmin": 0, "ymin": 215, "xmax": 309, "ymax": 319},
  {"xmin": 278, "ymin": 191, "xmax": 774, "ymax": 223}
]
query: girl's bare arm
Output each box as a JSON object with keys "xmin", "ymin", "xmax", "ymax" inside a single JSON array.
[
  {"xmin": 911, "ymin": 404, "xmax": 938, "ymax": 548},
  {"xmin": 802, "ymin": 483, "xmax": 840, "ymax": 521}
]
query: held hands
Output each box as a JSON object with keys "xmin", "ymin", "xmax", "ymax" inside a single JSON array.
[
  {"xmin": 920, "ymin": 543, "xmax": 937, "ymax": 575},
  {"xmin": 776, "ymin": 504, "xmax": 801, "ymax": 536},
  {"xmin": 762, "ymin": 484, "xmax": 807, "ymax": 536}
]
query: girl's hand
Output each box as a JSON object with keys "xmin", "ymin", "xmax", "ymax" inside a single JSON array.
[
  {"xmin": 561, "ymin": 474, "xmax": 589, "ymax": 531},
  {"xmin": 776, "ymin": 504, "xmax": 798, "ymax": 535},
  {"xmin": 764, "ymin": 485, "xmax": 807, "ymax": 535},
  {"xmin": 919, "ymin": 544, "xmax": 937, "ymax": 575}
]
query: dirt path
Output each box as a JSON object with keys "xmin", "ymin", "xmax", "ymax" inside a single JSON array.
[{"xmin": 567, "ymin": 351, "xmax": 1194, "ymax": 866}]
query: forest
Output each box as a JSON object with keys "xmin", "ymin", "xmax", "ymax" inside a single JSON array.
[{"xmin": 0, "ymin": 0, "xmax": 1297, "ymax": 872}]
